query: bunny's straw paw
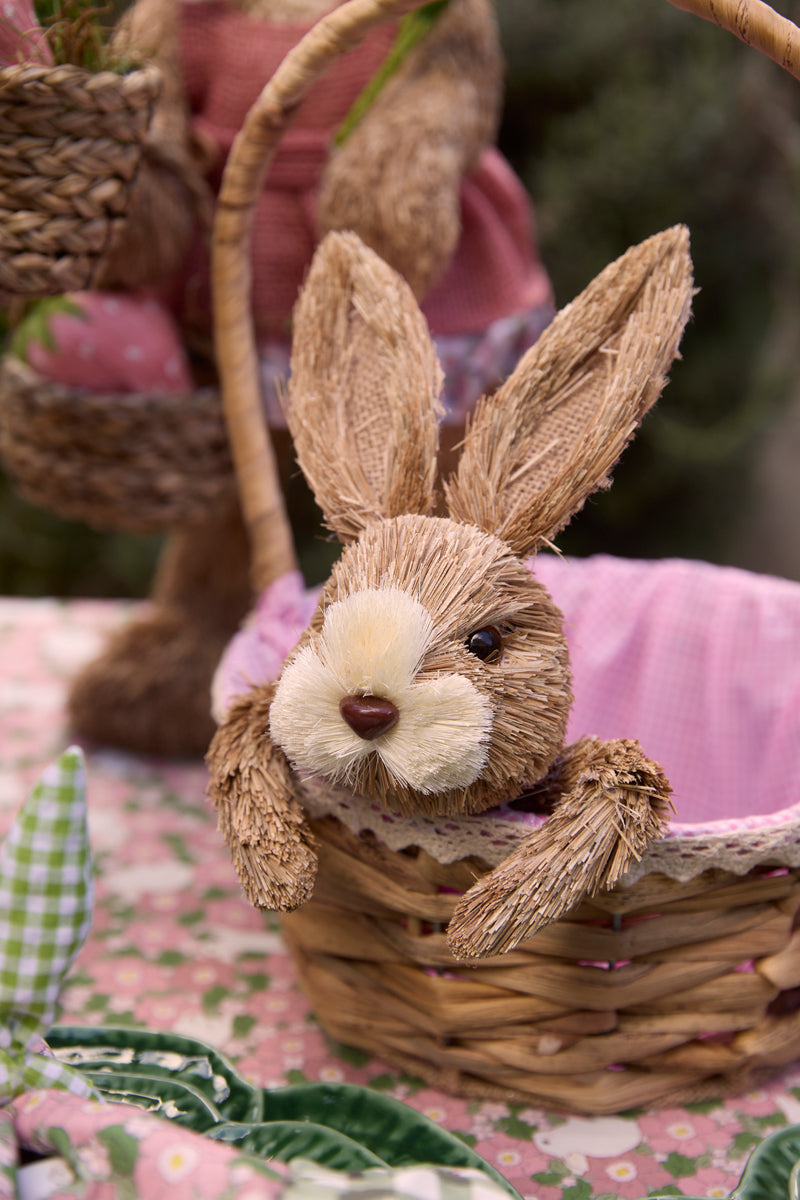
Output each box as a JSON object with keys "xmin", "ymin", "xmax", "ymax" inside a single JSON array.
[
  {"xmin": 228, "ymin": 834, "xmax": 318, "ymax": 912},
  {"xmin": 447, "ymin": 738, "xmax": 672, "ymax": 958},
  {"xmin": 207, "ymin": 683, "xmax": 318, "ymax": 911}
]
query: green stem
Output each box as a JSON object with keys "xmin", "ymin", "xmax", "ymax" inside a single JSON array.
[{"xmin": 334, "ymin": 0, "xmax": 451, "ymax": 147}]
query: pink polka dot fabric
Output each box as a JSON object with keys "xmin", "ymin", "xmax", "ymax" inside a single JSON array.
[
  {"xmin": 1, "ymin": 0, "xmax": 555, "ymax": 420},
  {"xmin": 25, "ymin": 294, "xmax": 193, "ymax": 396},
  {"xmin": 26, "ymin": 292, "xmax": 554, "ymax": 425}
]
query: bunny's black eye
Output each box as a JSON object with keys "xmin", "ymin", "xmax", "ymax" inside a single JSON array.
[{"xmin": 466, "ymin": 626, "xmax": 503, "ymax": 665}]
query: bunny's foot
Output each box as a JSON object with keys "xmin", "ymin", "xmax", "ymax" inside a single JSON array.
[
  {"xmin": 69, "ymin": 501, "xmax": 253, "ymax": 758},
  {"xmin": 68, "ymin": 606, "xmax": 230, "ymax": 758},
  {"xmin": 447, "ymin": 738, "xmax": 672, "ymax": 959}
]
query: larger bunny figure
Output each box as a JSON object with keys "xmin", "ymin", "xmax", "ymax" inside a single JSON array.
[
  {"xmin": 0, "ymin": 0, "xmax": 552, "ymax": 759},
  {"xmin": 208, "ymin": 216, "xmax": 693, "ymax": 957}
]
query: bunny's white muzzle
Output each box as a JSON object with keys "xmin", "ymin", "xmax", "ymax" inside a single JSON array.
[{"xmin": 269, "ymin": 588, "xmax": 492, "ymax": 795}]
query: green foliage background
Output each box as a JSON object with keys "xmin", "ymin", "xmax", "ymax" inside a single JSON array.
[
  {"xmin": 1, "ymin": 0, "xmax": 799, "ymax": 595},
  {"xmin": 497, "ymin": 0, "xmax": 800, "ymax": 566}
]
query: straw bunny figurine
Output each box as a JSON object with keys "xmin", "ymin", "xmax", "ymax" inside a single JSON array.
[{"xmin": 208, "ymin": 220, "xmax": 693, "ymax": 958}]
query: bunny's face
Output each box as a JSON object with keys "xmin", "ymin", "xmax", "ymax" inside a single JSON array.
[
  {"xmin": 269, "ymin": 514, "xmax": 571, "ymax": 816},
  {"xmin": 264, "ymin": 226, "xmax": 691, "ymax": 822}
]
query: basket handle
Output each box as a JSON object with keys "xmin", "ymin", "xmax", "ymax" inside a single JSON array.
[
  {"xmin": 212, "ymin": 0, "xmax": 425, "ymax": 594},
  {"xmin": 666, "ymin": 0, "xmax": 800, "ymax": 82}
]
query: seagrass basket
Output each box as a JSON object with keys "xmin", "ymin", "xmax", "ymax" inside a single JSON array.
[
  {"xmin": 0, "ymin": 60, "xmax": 161, "ymax": 296},
  {"xmin": 0, "ymin": 357, "xmax": 234, "ymax": 532},
  {"xmin": 0, "ymin": 1, "xmax": 233, "ymax": 532},
  {"xmin": 207, "ymin": 0, "xmax": 800, "ymax": 1114},
  {"xmin": 280, "ymin": 816, "xmax": 800, "ymax": 1113}
]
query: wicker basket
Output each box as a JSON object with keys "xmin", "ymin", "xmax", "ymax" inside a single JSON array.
[
  {"xmin": 206, "ymin": 550, "xmax": 800, "ymax": 1113},
  {"xmin": 0, "ymin": 357, "xmax": 234, "ymax": 532},
  {"xmin": 0, "ymin": 61, "xmax": 161, "ymax": 296},
  {"xmin": 281, "ymin": 816, "xmax": 800, "ymax": 1114}
]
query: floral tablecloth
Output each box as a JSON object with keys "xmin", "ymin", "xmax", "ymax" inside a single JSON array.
[{"xmin": 2, "ymin": 596, "xmax": 800, "ymax": 1200}]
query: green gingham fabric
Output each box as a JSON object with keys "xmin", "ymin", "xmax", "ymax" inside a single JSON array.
[{"xmin": 0, "ymin": 748, "xmax": 96, "ymax": 1100}]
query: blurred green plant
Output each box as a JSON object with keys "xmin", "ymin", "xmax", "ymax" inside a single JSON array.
[
  {"xmin": 8, "ymin": 297, "xmax": 85, "ymax": 362},
  {"xmin": 0, "ymin": 302, "xmax": 163, "ymax": 598},
  {"xmin": 31, "ymin": 0, "xmax": 137, "ymax": 70},
  {"xmin": 0, "ymin": 475, "xmax": 162, "ymax": 597},
  {"xmin": 496, "ymin": 0, "xmax": 800, "ymax": 565},
  {"xmin": 335, "ymin": 0, "xmax": 451, "ymax": 145}
]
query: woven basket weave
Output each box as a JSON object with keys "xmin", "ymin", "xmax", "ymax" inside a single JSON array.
[
  {"xmin": 281, "ymin": 815, "xmax": 800, "ymax": 1113},
  {"xmin": 0, "ymin": 61, "xmax": 161, "ymax": 296},
  {"xmin": 0, "ymin": 357, "xmax": 234, "ymax": 532}
]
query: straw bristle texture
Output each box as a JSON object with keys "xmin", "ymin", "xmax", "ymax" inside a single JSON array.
[
  {"xmin": 281, "ymin": 810, "xmax": 800, "ymax": 1113},
  {"xmin": 68, "ymin": 497, "xmax": 252, "ymax": 757},
  {"xmin": 319, "ymin": 0, "xmax": 501, "ymax": 299},
  {"xmin": 269, "ymin": 586, "xmax": 495, "ymax": 797},
  {"xmin": 445, "ymin": 225, "xmax": 693, "ymax": 556},
  {"xmin": 0, "ymin": 0, "xmax": 208, "ymax": 295},
  {"xmin": 275, "ymin": 514, "xmax": 571, "ymax": 817},
  {"xmin": 207, "ymin": 683, "xmax": 318, "ymax": 911},
  {"xmin": 447, "ymin": 737, "xmax": 673, "ymax": 958},
  {"xmin": 288, "ymin": 232, "xmax": 443, "ymax": 542},
  {"xmin": 67, "ymin": 605, "xmax": 230, "ymax": 758},
  {"xmin": 95, "ymin": 0, "xmax": 210, "ymax": 290},
  {"xmin": 212, "ymin": 0, "xmax": 430, "ymax": 591}
]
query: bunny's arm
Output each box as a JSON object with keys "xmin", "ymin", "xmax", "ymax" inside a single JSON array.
[
  {"xmin": 447, "ymin": 738, "xmax": 672, "ymax": 959},
  {"xmin": 206, "ymin": 681, "xmax": 318, "ymax": 912},
  {"xmin": 318, "ymin": 0, "xmax": 501, "ymax": 300},
  {"xmin": 94, "ymin": 0, "xmax": 210, "ymax": 290}
]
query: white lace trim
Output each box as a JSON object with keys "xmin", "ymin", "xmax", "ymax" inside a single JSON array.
[{"xmin": 298, "ymin": 779, "xmax": 800, "ymax": 884}]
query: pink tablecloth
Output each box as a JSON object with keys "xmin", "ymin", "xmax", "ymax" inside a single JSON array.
[{"xmin": 1, "ymin": 595, "xmax": 799, "ymax": 1200}]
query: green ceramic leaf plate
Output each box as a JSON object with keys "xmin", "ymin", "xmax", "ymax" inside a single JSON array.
[
  {"xmin": 47, "ymin": 1027, "xmax": 800, "ymax": 1200},
  {"xmin": 46, "ymin": 1026, "xmax": 519, "ymax": 1198},
  {"xmin": 649, "ymin": 1123, "xmax": 800, "ymax": 1199}
]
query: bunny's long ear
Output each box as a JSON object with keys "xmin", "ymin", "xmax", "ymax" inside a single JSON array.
[
  {"xmin": 445, "ymin": 225, "xmax": 693, "ymax": 557},
  {"xmin": 287, "ymin": 231, "xmax": 444, "ymax": 543}
]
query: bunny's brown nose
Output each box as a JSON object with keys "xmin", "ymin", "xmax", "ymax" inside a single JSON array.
[{"xmin": 339, "ymin": 695, "xmax": 399, "ymax": 740}]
